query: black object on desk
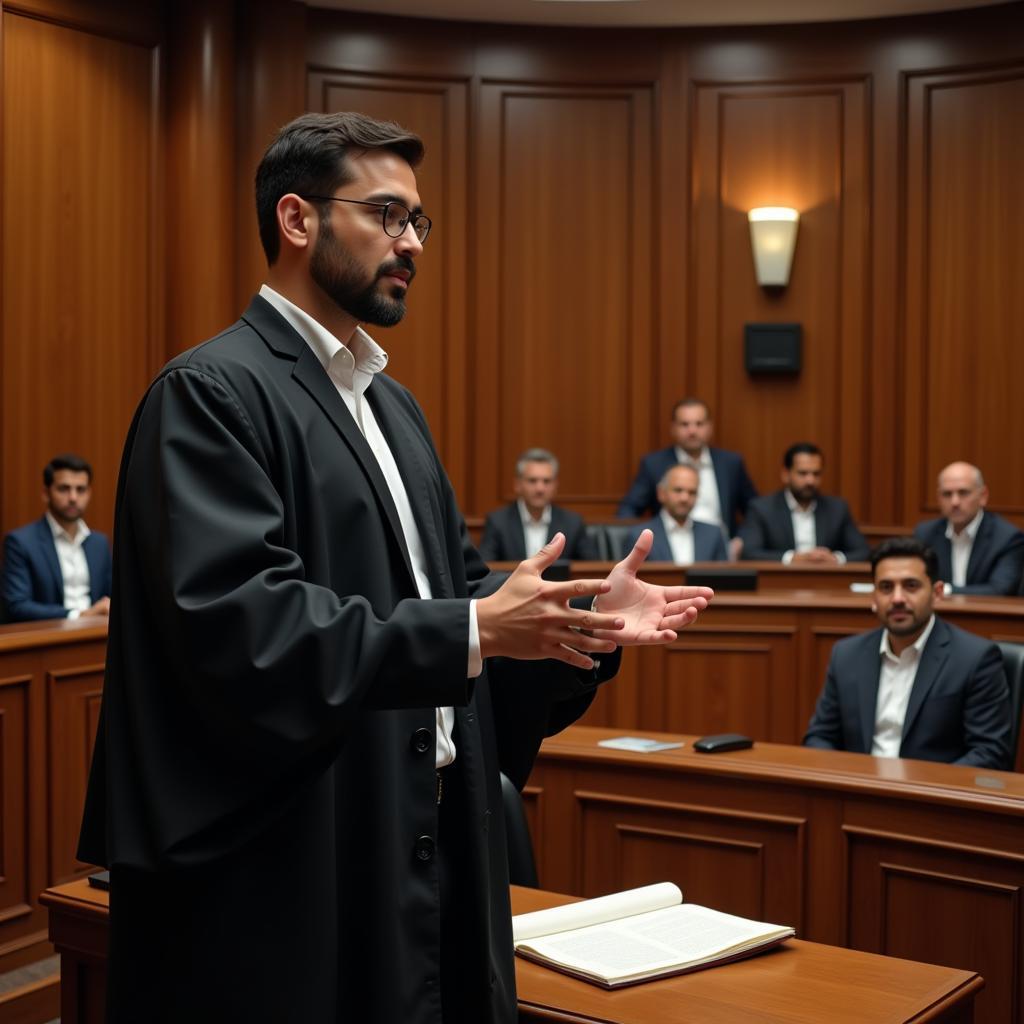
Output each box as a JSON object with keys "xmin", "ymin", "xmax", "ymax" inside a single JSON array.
[
  {"xmin": 686, "ymin": 568, "xmax": 758, "ymax": 591},
  {"xmin": 87, "ymin": 870, "xmax": 110, "ymax": 891},
  {"xmin": 693, "ymin": 733, "xmax": 754, "ymax": 753}
]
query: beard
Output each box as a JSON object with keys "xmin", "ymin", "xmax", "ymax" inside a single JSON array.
[{"xmin": 310, "ymin": 219, "xmax": 415, "ymax": 327}]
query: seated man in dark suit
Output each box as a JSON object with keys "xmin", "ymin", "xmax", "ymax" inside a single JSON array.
[
  {"xmin": 739, "ymin": 442, "xmax": 869, "ymax": 563},
  {"xmin": 913, "ymin": 461, "xmax": 1024, "ymax": 595},
  {"xmin": 478, "ymin": 447, "xmax": 598, "ymax": 561},
  {"xmin": 804, "ymin": 537, "xmax": 1011, "ymax": 769},
  {"xmin": 617, "ymin": 397, "xmax": 757, "ymax": 545},
  {"xmin": 626, "ymin": 465, "xmax": 727, "ymax": 564},
  {"xmin": 2, "ymin": 453, "xmax": 112, "ymax": 621}
]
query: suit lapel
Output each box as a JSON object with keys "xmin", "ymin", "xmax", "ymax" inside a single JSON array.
[
  {"xmin": 858, "ymin": 632, "xmax": 884, "ymax": 753},
  {"xmin": 814, "ymin": 500, "xmax": 831, "ymax": 550},
  {"xmin": 37, "ymin": 518, "xmax": 64, "ymax": 603},
  {"xmin": 83, "ymin": 535, "xmax": 102, "ymax": 603},
  {"xmin": 777, "ymin": 493, "xmax": 797, "ymax": 551},
  {"xmin": 901, "ymin": 619, "xmax": 949, "ymax": 742},
  {"xmin": 243, "ymin": 298, "xmax": 420, "ymax": 592},
  {"xmin": 710, "ymin": 450, "xmax": 730, "ymax": 519},
  {"xmin": 965, "ymin": 515, "xmax": 990, "ymax": 583},
  {"xmin": 366, "ymin": 383, "xmax": 454, "ymax": 598}
]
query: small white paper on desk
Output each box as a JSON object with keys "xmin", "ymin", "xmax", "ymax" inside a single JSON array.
[{"xmin": 598, "ymin": 736, "xmax": 684, "ymax": 753}]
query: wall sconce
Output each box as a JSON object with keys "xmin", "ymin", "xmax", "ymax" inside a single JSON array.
[{"xmin": 748, "ymin": 207, "xmax": 799, "ymax": 287}]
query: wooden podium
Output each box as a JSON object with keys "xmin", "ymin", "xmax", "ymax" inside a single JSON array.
[{"xmin": 43, "ymin": 878, "xmax": 981, "ymax": 1024}]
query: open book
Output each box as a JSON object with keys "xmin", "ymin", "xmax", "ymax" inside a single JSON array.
[{"xmin": 512, "ymin": 882, "xmax": 794, "ymax": 989}]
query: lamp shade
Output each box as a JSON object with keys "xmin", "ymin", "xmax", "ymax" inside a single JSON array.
[{"xmin": 748, "ymin": 207, "xmax": 799, "ymax": 287}]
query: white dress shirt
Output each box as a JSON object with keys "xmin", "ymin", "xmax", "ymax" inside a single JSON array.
[
  {"xmin": 659, "ymin": 509, "xmax": 696, "ymax": 565},
  {"xmin": 871, "ymin": 614, "xmax": 937, "ymax": 757},
  {"xmin": 518, "ymin": 499, "xmax": 551, "ymax": 557},
  {"xmin": 47, "ymin": 511, "xmax": 93, "ymax": 618},
  {"xmin": 259, "ymin": 284, "xmax": 478, "ymax": 768},
  {"xmin": 781, "ymin": 489, "xmax": 846, "ymax": 564},
  {"xmin": 675, "ymin": 445, "xmax": 723, "ymax": 531},
  {"xmin": 946, "ymin": 510, "xmax": 983, "ymax": 589}
]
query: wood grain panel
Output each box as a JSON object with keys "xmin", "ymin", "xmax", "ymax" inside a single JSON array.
[
  {"xmin": 235, "ymin": 0, "xmax": 307, "ymax": 308},
  {"xmin": 574, "ymin": 791, "xmax": 805, "ymax": 926},
  {"xmin": 691, "ymin": 81, "xmax": 869, "ymax": 513},
  {"xmin": 844, "ymin": 826, "xmax": 1024, "ymax": 1024},
  {"xmin": 1, "ymin": 10, "xmax": 161, "ymax": 539},
  {"xmin": 0, "ymin": 675, "xmax": 30, "ymax": 925},
  {"xmin": 904, "ymin": 66, "xmax": 1024, "ymax": 523},
  {"xmin": 165, "ymin": 0, "xmax": 238, "ymax": 356},
  {"xmin": 474, "ymin": 84, "xmax": 653, "ymax": 517},
  {"xmin": 309, "ymin": 72, "xmax": 470, "ymax": 497},
  {"xmin": 655, "ymin": 626, "xmax": 798, "ymax": 741},
  {"xmin": 46, "ymin": 664, "xmax": 103, "ymax": 885}
]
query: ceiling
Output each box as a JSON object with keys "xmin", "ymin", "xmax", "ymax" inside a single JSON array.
[{"xmin": 303, "ymin": 0, "xmax": 1015, "ymax": 28}]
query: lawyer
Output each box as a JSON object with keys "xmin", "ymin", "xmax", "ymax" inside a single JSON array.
[{"xmin": 77, "ymin": 112, "xmax": 711, "ymax": 1024}]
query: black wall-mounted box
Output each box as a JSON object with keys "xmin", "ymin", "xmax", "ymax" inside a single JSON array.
[{"xmin": 744, "ymin": 323, "xmax": 802, "ymax": 375}]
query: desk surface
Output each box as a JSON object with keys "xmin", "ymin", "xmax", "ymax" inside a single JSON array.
[
  {"xmin": 512, "ymin": 886, "xmax": 981, "ymax": 1023},
  {"xmin": 40, "ymin": 879, "xmax": 980, "ymax": 1024},
  {"xmin": 539, "ymin": 726, "xmax": 1024, "ymax": 815}
]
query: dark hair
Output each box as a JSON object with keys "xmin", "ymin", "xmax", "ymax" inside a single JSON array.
[
  {"xmin": 783, "ymin": 442, "xmax": 822, "ymax": 469},
  {"xmin": 672, "ymin": 397, "xmax": 711, "ymax": 420},
  {"xmin": 44, "ymin": 453, "xmax": 92, "ymax": 486},
  {"xmin": 871, "ymin": 537, "xmax": 940, "ymax": 583},
  {"xmin": 255, "ymin": 112, "xmax": 425, "ymax": 265}
]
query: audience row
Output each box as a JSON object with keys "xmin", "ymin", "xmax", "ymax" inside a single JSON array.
[{"xmin": 483, "ymin": 396, "xmax": 1024, "ymax": 596}]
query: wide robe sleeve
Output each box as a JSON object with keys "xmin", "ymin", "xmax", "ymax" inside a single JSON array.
[{"xmin": 82, "ymin": 364, "xmax": 483, "ymax": 868}]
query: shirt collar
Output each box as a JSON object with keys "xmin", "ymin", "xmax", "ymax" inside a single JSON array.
[
  {"xmin": 660, "ymin": 508, "xmax": 693, "ymax": 535},
  {"xmin": 945, "ymin": 509, "xmax": 984, "ymax": 542},
  {"xmin": 258, "ymin": 284, "xmax": 388, "ymax": 398},
  {"xmin": 517, "ymin": 499, "xmax": 552, "ymax": 527},
  {"xmin": 675, "ymin": 445, "xmax": 711, "ymax": 469},
  {"xmin": 46, "ymin": 510, "xmax": 90, "ymax": 545},
  {"xmin": 880, "ymin": 613, "xmax": 937, "ymax": 663},
  {"xmin": 784, "ymin": 488, "xmax": 817, "ymax": 514}
]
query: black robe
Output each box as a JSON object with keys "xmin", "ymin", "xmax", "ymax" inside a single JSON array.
[{"xmin": 78, "ymin": 295, "xmax": 617, "ymax": 1023}]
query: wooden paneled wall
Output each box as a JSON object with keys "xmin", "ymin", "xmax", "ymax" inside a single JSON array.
[{"xmin": 0, "ymin": 1, "xmax": 1022, "ymax": 537}]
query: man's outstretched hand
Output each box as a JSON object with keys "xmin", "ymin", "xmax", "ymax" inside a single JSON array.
[
  {"xmin": 476, "ymin": 532, "xmax": 624, "ymax": 670},
  {"xmin": 590, "ymin": 529, "xmax": 713, "ymax": 644}
]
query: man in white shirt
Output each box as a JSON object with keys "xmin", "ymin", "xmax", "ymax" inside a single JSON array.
[
  {"xmin": 626, "ymin": 465, "xmax": 727, "ymax": 564},
  {"xmin": 739, "ymin": 442, "xmax": 870, "ymax": 564},
  {"xmin": 913, "ymin": 461, "xmax": 1024, "ymax": 595},
  {"xmin": 1, "ymin": 454, "xmax": 111, "ymax": 621},
  {"xmin": 78, "ymin": 111, "xmax": 713, "ymax": 1024},
  {"xmin": 478, "ymin": 448, "xmax": 598, "ymax": 562},
  {"xmin": 617, "ymin": 397, "xmax": 757, "ymax": 544},
  {"xmin": 804, "ymin": 537, "xmax": 1010, "ymax": 768}
]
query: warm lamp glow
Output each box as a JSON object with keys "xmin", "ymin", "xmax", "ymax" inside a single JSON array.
[{"xmin": 748, "ymin": 207, "xmax": 799, "ymax": 287}]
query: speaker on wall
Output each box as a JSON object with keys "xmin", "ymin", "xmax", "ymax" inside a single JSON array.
[{"xmin": 744, "ymin": 323, "xmax": 801, "ymax": 375}]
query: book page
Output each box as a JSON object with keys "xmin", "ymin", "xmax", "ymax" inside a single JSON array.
[
  {"xmin": 517, "ymin": 903, "xmax": 794, "ymax": 984},
  {"xmin": 512, "ymin": 882, "xmax": 682, "ymax": 943}
]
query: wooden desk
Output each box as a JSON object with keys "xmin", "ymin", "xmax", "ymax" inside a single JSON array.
[
  {"xmin": 0, "ymin": 618, "xmax": 107, "ymax": 977},
  {"xmin": 514, "ymin": 886, "xmax": 981, "ymax": 1023},
  {"xmin": 528, "ymin": 726, "xmax": 1024, "ymax": 1023},
  {"xmin": 41, "ymin": 878, "xmax": 981, "ymax": 1024},
  {"xmin": 560, "ymin": 581, "xmax": 1024, "ymax": 773}
]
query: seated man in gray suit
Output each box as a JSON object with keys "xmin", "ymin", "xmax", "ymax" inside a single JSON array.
[
  {"xmin": 626, "ymin": 465, "xmax": 727, "ymax": 564},
  {"xmin": 913, "ymin": 461, "xmax": 1024, "ymax": 595},
  {"xmin": 478, "ymin": 447, "xmax": 598, "ymax": 561},
  {"xmin": 739, "ymin": 442, "xmax": 869, "ymax": 563},
  {"xmin": 804, "ymin": 537, "xmax": 1011, "ymax": 769}
]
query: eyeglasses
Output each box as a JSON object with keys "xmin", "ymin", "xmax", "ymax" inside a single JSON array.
[{"xmin": 301, "ymin": 195, "xmax": 432, "ymax": 244}]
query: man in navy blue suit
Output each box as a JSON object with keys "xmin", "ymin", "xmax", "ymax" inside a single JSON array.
[
  {"xmin": 2, "ymin": 454, "xmax": 112, "ymax": 621},
  {"xmin": 913, "ymin": 461, "xmax": 1024, "ymax": 596},
  {"xmin": 804, "ymin": 537, "xmax": 1010, "ymax": 769},
  {"xmin": 627, "ymin": 465, "xmax": 728, "ymax": 564},
  {"xmin": 617, "ymin": 398, "xmax": 757, "ymax": 544}
]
